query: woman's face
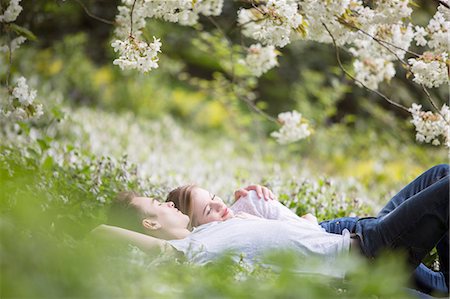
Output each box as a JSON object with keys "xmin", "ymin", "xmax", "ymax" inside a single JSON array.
[{"xmin": 190, "ymin": 187, "xmax": 234, "ymax": 227}]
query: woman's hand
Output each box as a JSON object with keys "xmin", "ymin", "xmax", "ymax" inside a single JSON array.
[
  {"xmin": 234, "ymin": 185, "xmax": 276, "ymax": 201},
  {"xmin": 301, "ymin": 213, "xmax": 318, "ymax": 225}
]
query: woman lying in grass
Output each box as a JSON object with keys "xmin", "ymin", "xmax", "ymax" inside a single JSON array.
[{"xmin": 95, "ymin": 165, "xmax": 449, "ymax": 295}]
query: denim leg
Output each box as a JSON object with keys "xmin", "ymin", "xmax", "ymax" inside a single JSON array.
[
  {"xmin": 355, "ymin": 175, "xmax": 449, "ymax": 268},
  {"xmin": 378, "ymin": 164, "xmax": 449, "ymax": 217},
  {"xmin": 319, "ymin": 217, "xmax": 359, "ymax": 234},
  {"xmin": 413, "ymin": 263, "xmax": 449, "ymax": 295},
  {"xmin": 375, "ymin": 165, "xmax": 449, "ymax": 293}
]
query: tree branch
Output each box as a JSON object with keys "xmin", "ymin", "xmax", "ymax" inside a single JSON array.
[
  {"xmin": 321, "ymin": 22, "xmax": 410, "ymax": 113},
  {"xmin": 73, "ymin": 0, "xmax": 115, "ymax": 25},
  {"xmin": 338, "ymin": 19, "xmax": 421, "ymax": 59}
]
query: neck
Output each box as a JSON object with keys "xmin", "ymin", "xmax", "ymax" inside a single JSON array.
[{"xmin": 153, "ymin": 227, "xmax": 190, "ymax": 240}]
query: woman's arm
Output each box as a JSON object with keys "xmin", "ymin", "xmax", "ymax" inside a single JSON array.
[{"xmin": 91, "ymin": 224, "xmax": 176, "ymax": 254}]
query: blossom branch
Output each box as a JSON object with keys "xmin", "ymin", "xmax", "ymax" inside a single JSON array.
[
  {"xmin": 322, "ymin": 22, "xmax": 410, "ymax": 113},
  {"xmin": 129, "ymin": 0, "xmax": 138, "ymax": 36},
  {"xmin": 338, "ymin": 18, "xmax": 421, "ymax": 59},
  {"xmin": 420, "ymin": 84, "xmax": 450, "ymax": 125},
  {"xmin": 73, "ymin": 0, "xmax": 115, "ymax": 25},
  {"xmin": 436, "ymin": 0, "xmax": 450, "ymax": 9}
]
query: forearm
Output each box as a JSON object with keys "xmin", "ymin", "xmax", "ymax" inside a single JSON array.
[{"xmin": 91, "ymin": 224, "xmax": 172, "ymax": 254}]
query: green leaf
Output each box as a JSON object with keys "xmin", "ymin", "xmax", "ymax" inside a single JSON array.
[{"xmin": 10, "ymin": 24, "xmax": 38, "ymax": 41}]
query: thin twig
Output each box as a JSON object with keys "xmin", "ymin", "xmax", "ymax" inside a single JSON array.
[
  {"xmin": 73, "ymin": 0, "xmax": 115, "ymax": 25},
  {"xmin": 207, "ymin": 15, "xmax": 277, "ymax": 123},
  {"xmin": 322, "ymin": 22, "xmax": 410, "ymax": 112},
  {"xmin": 241, "ymin": 94, "xmax": 278, "ymax": 122},
  {"xmin": 437, "ymin": 0, "xmax": 450, "ymax": 9},
  {"xmin": 6, "ymin": 29, "xmax": 12, "ymax": 88},
  {"xmin": 420, "ymin": 84, "xmax": 450, "ymax": 125},
  {"xmin": 129, "ymin": 0, "xmax": 137, "ymax": 36},
  {"xmin": 340, "ymin": 19, "xmax": 421, "ymax": 58}
]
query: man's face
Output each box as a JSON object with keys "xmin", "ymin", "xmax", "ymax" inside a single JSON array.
[
  {"xmin": 132, "ymin": 197, "xmax": 190, "ymax": 231},
  {"xmin": 190, "ymin": 187, "xmax": 234, "ymax": 227}
]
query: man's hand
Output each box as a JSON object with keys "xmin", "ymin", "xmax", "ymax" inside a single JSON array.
[
  {"xmin": 301, "ymin": 213, "xmax": 318, "ymax": 225},
  {"xmin": 234, "ymin": 185, "xmax": 276, "ymax": 201}
]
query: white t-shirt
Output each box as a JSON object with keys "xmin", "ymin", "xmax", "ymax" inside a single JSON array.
[
  {"xmin": 230, "ymin": 190, "xmax": 316, "ymax": 223},
  {"xmin": 168, "ymin": 191, "xmax": 350, "ymax": 277}
]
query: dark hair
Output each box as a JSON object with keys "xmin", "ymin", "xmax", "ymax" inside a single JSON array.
[
  {"xmin": 166, "ymin": 184, "xmax": 196, "ymax": 228},
  {"xmin": 107, "ymin": 191, "xmax": 145, "ymax": 233}
]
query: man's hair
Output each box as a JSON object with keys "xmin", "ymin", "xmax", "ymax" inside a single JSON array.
[
  {"xmin": 107, "ymin": 191, "xmax": 145, "ymax": 233},
  {"xmin": 166, "ymin": 184, "xmax": 196, "ymax": 228}
]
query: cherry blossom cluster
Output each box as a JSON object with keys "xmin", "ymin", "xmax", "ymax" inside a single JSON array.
[
  {"xmin": 108, "ymin": 0, "xmax": 449, "ymax": 146},
  {"xmin": 242, "ymin": 44, "xmax": 279, "ymax": 77},
  {"xmin": 408, "ymin": 104, "xmax": 450, "ymax": 147},
  {"xmin": 409, "ymin": 5, "xmax": 449, "ymax": 88},
  {"xmin": 1, "ymin": 77, "xmax": 43, "ymax": 121},
  {"xmin": 111, "ymin": 36, "xmax": 161, "ymax": 72},
  {"xmin": 112, "ymin": 0, "xmax": 224, "ymax": 73},
  {"xmin": 408, "ymin": 52, "xmax": 448, "ymax": 88},
  {"xmin": 271, "ymin": 110, "xmax": 311, "ymax": 144},
  {"xmin": 237, "ymin": 0, "xmax": 305, "ymax": 48}
]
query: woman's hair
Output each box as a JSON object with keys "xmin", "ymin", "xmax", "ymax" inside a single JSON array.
[
  {"xmin": 166, "ymin": 184, "xmax": 197, "ymax": 228},
  {"xmin": 107, "ymin": 191, "xmax": 145, "ymax": 233}
]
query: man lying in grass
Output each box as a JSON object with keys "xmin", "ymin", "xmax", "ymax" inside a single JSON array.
[{"xmin": 93, "ymin": 165, "xmax": 449, "ymax": 296}]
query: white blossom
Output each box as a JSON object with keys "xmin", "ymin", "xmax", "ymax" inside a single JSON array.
[
  {"xmin": 353, "ymin": 58, "xmax": 395, "ymax": 90},
  {"xmin": 0, "ymin": 0, "xmax": 22, "ymax": 23},
  {"xmin": 242, "ymin": 44, "xmax": 279, "ymax": 77},
  {"xmin": 111, "ymin": 36, "xmax": 161, "ymax": 73},
  {"xmin": 408, "ymin": 53, "xmax": 448, "ymax": 88},
  {"xmin": 413, "ymin": 26, "xmax": 428, "ymax": 47},
  {"xmin": 426, "ymin": 10, "xmax": 450, "ymax": 53},
  {"xmin": 0, "ymin": 36, "xmax": 26, "ymax": 53},
  {"xmin": 409, "ymin": 103, "xmax": 450, "ymax": 147},
  {"xmin": 238, "ymin": 0, "xmax": 305, "ymax": 47},
  {"xmin": 12, "ymin": 77, "xmax": 36, "ymax": 105},
  {"xmin": 271, "ymin": 110, "xmax": 311, "ymax": 144},
  {"xmin": 1, "ymin": 77, "xmax": 43, "ymax": 121},
  {"xmin": 114, "ymin": 2, "xmax": 147, "ymax": 39}
]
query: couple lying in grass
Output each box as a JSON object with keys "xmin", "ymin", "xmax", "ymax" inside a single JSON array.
[{"xmin": 93, "ymin": 165, "xmax": 449, "ymax": 296}]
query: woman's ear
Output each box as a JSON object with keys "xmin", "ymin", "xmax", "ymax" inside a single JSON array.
[{"xmin": 142, "ymin": 218, "xmax": 161, "ymax": 230}]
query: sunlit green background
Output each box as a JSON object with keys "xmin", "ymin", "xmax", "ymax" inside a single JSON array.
[{"xmin": 1, "ymin": 0, "xmax": 448, "ymax": 298}]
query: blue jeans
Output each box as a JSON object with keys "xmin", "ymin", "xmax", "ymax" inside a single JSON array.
[{"xmin": 320, "ymin": 164, "xmax": 449, "ymax": 295}]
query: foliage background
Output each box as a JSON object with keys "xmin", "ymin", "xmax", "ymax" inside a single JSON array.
[{"xmin": 0, "ymin": 0, "xmax": 448, "ymax": 298}]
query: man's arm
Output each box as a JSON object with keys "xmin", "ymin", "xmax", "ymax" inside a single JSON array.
[{"xmin": 91, "ymin": 224, "xmax": 176, "ymax": 254}]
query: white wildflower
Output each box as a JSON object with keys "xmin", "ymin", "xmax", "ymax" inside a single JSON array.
[
  {"xmin": 409, "ymin": 103, "xmax": 450, "ymax": 147},
  {"xmin": 271, "ymin": 110, "xmax": 311, "ymax": 144},
  {"xmin": 408, "ymin": 53, "xmax": 448, "ymax": 88},
  {"xmin": 0, "ymin": 0, "xmax": 22, "ymax": 23},
  {"xmin": 243, "ymin": 44, "xmax": 279, "ymax": 77},
  {"xmin": 111, "ymin": 36, "xmax": 161, "ymax": 73}
]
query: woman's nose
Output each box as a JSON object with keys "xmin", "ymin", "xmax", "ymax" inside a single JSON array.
[
  {"xmin": 211, "ymin": 201, "xmax": 223, "ymax": 210},
  {"xmin": 167, "ymin": 201, "xmax": 175, "ymax": 208}
]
